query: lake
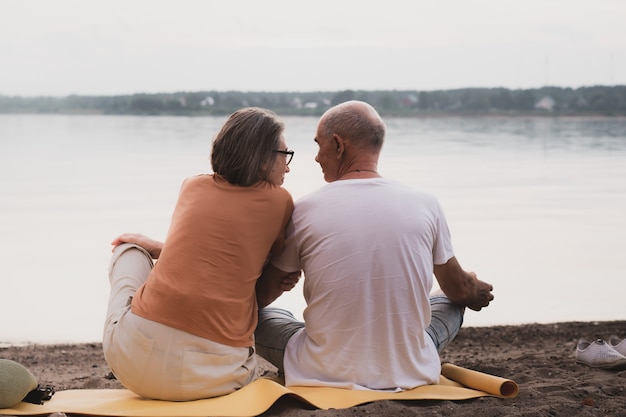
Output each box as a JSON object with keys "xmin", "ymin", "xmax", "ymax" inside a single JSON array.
[{"xmin": 1, "ymin": 114, "xmax": 625, "ymax": 345}]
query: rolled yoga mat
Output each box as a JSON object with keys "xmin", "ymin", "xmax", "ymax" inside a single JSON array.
[{"xmin": 441, "ymin": 362, "xmax": 519, "ymax": 398}]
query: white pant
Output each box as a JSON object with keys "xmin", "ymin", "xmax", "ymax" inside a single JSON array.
[{"xmin": 102, "ymin": 244, "xmax": 257, "ymax": 401}]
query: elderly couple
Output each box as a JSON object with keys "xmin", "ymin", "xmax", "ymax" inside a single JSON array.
[{"xmin": 102, "ymin": 101, "xmax": 494, "ymax": 401}]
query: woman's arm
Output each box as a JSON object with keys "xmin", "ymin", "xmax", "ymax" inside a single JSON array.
[{"xmin": 256, "ymin": 262, "xmax": 301, "ymax": 308}]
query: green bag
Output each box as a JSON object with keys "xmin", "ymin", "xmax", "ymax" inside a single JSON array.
[{"xmin": 0, "ymin": 359, "xmax": 54, "ymax": 408}]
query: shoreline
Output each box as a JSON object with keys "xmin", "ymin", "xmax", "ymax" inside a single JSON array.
[
  {"xmin": 2, "ymin": 319, "xmax": 621, "ymax": 348},
  {"xmin": 2, "ymin": 320, "xmax": 626, "ymax": 416}
]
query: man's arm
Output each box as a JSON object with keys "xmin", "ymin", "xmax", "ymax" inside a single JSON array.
[
  {"xmin": 434, "ymin": 256, "xmax": 494, "ymax": 311},
  {"xmin": 256, "ymin": 262, "xmax": 301, "ymax": 308}
]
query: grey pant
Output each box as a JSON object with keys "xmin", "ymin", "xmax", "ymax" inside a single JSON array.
[{"xmin": 255, "ymin": 295, "xmax": 464, "ymax": 372}]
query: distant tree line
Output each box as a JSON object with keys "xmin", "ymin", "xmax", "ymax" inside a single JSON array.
[{"xmin": 1, "ymin": 86, "xmax": 625, "ymax": 116}]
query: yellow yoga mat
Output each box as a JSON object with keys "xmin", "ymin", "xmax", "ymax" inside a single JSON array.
[{"xmin": 0, "ymin": 363, "xmax": 518, "ymax": 417}]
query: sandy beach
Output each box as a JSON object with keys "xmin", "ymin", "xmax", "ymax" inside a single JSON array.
[{"xmin": 2, "ymin": 320, "xmax": 626, "ymax": 416}]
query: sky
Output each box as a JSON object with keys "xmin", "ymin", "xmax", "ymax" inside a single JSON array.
[{"xmin": 1, "ymin": 0, "xmax": 625, "ymax": 97}]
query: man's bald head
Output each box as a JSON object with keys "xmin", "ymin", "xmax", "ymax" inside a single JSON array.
[{"xmin": 319, "ymin": 100, "xmax": 386, "ymax": 150}]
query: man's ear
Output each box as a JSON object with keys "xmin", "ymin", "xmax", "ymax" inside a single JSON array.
[{"xmin": 333, "ymin": 134, "xmax": 345, "ymax": 158}]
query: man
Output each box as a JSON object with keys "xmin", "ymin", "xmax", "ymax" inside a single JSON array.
[{"xmin": 255, "ymin": 100, "xmax": 494, "ymax": 391}]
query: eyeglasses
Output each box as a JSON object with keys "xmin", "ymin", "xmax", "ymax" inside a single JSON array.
[{"xmin": 274, "ymin": 149, "xmax": 294, "ymax": 165}]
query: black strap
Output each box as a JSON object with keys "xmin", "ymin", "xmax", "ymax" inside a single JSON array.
[{"xmin": 22, "ymin": 385, "xmax": 55, "ymax": 405}]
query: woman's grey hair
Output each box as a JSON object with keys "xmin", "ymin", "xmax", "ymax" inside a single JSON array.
[
  {"xmin": 211, "ymin": 107, "xmax": 285, "ymax": 186},
  {"xmin": 321, "ymin": 101, "xmax": 385, "ymax": 149}
]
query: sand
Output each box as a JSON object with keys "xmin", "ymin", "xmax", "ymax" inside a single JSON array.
[{"xmin": 2, "ymin": 320, "xmax": 626, "ymax": 416}]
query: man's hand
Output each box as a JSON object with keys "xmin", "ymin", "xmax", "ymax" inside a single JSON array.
[
  {"xmin": 434, "ymin": 257, "xmax": 494, "ymax": 311},
  {"xmin": 465, "ymin": 273, "xmax": 494, "ymax": 311},
  {"xmin": 111, "ymin": 233, "xmax": 163, "ymax": 259}
]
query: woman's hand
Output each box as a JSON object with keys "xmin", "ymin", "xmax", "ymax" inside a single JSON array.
[
  {"xmin": 280, "ymin": 271, "xmax": 301, "ymax": 292},
  {"xmin": 111, "ymin": 233, "xmax": 163, "ymax": 259}
]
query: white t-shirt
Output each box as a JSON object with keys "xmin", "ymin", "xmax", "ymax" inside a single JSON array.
[{"xmin": 272, "ymin": 178, "xmax": 455, "ymax": 390}]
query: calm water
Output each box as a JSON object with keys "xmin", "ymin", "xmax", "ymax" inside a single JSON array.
[{"xmin": 1, "ymin": 114, "xmax": 625, "ymax": 345}]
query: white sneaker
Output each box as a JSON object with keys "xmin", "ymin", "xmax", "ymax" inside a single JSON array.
[
  {"xmin": 608, "ymin": 335, "xmax": 626, "ymax": 356},
  {"xmin": 575, "ymin": 338, "xmax": 626, "ymax": 369}
]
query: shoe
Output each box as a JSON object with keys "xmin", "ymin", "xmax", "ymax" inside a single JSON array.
[
  {"xmin": 575, "ymin": 338, "xmax": 626, "ymax": 369},
  {"xmin": 608, "ymin": 335, "xmax": 626, "ymax": 356}
]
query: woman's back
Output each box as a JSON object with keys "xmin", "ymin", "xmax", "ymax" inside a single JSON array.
[{"xmin": 132, "ymin": 174, "xmax": 293, "ymax": 347}]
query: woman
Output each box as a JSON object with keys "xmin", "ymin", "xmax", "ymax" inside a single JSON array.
[{"xmin": 103, "ymin": 107, "xmax": 295, "ymax": 401}]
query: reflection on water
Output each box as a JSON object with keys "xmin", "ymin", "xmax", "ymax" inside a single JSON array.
[
  {"xmin": 385, "ymin": 116, "xmax": 626, "ymax": 152},
  {"xmin": 1, "ymin": 114, "xmax": 625, "ymax": 344}
]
